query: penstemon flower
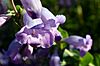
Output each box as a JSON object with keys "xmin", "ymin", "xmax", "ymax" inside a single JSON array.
[
  {"xmin": 16, "ymin": 12, "xmax": 66, "ymax": 48},
  {"xmin": 5, "ymin": 1, "xmax": 66, "ymax": 62},
  {"xmin": 63, "ymin": 35, "xmax": 93, "ymax": 56}
]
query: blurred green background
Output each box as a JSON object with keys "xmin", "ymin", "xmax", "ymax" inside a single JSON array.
[{"xmin": 42, "ymin": 0, "xmax": 100, "ymax": 55}]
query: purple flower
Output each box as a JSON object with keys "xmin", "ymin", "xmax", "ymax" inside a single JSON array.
[
  {"xmin": 22, "ymin": 10, "xmax": 43, "ymax": 28},
  {"xmin": 49, "ymin": 49, "xmax": 61, "ymax": 66},
  {"xmin": 4, "ymin": 39, "xmax": 22, "ymax": 63},
  {"xmin": 41, "ymin": 7, "xmax": 66, "ymax": 29},
  {"xmin": 14, "ymin": 13, "xmax": 65, "ymax": 60},
  {"xmin": 63, "ymin": 35, "xmax": 92, "ymax": 56},
  {"xmin": 40, "ymin": 7, "xmax": 66, "ymax": 41},
  {"xmin": 21, "ymin": 0, "xmax": 66, "ymax": 26},
  {"xmin": 5, "ymin": 0, "xmax": 66, "ymax": 62},
  {"xmin": 41, "ymin": 7, "xmax": 56, "ymax": 26},
  {"xmin": 20, "ymin": 0, "xmax": 42, "ymax": 18},
  {"xmin": 19, "ymin": 7, "xmax": 66, "ymax": 47},
  {"xmin": 16, "ymin": 25, "xmax": 53, "ymax": 48}
]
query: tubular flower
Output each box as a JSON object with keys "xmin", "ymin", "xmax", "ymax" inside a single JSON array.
[
  {"xmin": 6, "ymin": 13, "xmax": 65, "ymax": 62},
  {"xmin": 5, "ymin": 0, "xmax": 66, "ymax": 62},
  {"xmin": 63, "ymin": 35, "xmax": 93, "ymax": 56},
  {"xmin": 20, "ymin": 0, "xmax": 42, "ymax": 18}
]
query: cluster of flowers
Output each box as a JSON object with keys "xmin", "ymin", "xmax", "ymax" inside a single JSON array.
[{"xmin": 0, "ymin": 0, "xmax": 92, "ymax": 65}]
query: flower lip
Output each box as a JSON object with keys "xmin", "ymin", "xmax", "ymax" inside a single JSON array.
[
  {"xmin": 56, "ymin": 15, "xmax": 66, "ymax": 24},
  {"xmin": 15, "ymin": 25, "xmax": 54, "ymax": 48}
]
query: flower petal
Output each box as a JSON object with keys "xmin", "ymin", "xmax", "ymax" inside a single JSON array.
[
  {"xmin": 16, "ymin": 33, "xmax": 28, "ymax": 44},
  {"xmin": 23, "ymin": 11, "xmax": 43, "ymax": 28},
  {"xmin": 38, "ymin": 31, "xmax": 53, "ymax": 48},
  {"xmin": 23, "ymin": 45, "xmax": 33, "ymax": 57},
  {"xmin": 56, "ymin": 15, "xmax": 66, "ymax": 24},
  {"xmin": 64, "ymin": 35, "xmax": 93, "ymax": 56},
  {"xmin": 5, "ymin": 39, "xmax": 22, "ymax": 60},
  {"xmin": 63, "ymin": 35, "xmax": 85, "ymax": 47},
  {"xmin": 27, "ymin": 35, "xmax": 41, "ymax": 45},
  {"xmin": 21, "ymin": 0, "xmax": 42, "ymax": 17},
  {"xmin": 41, "ymin": 7, "xmax": 56, "ymax": 23}
]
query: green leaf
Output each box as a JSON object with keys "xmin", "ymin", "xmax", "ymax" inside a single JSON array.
[
  {"xmin": 7, "ymin": 10, "xmax": 15, "ymax": 16},
  {"xmin": 89, "ymin": 62, "xmax": 95, "ymax": 66},
  {"xmin": 60, "ymin": 42, "xmax": 67, "ymax": 50},
  {"xmin": 16, "ymin": 5, "xmax": 23, "ymax": 13},
  {"xmin": 58, "ymin": 27, "xmax": 68, "ymax": 38},
  {"xmin": 93, "ymin": 54, "xmax": 100, "ymax": 66},
  {"xmin": 79, "ymin": 52, "xmax": 94, "ymax": 66},
  {"xmin": 61, "ymin": 60, "xmax": 67, "ymax": 66},
  {"xmin": 63, "ymin": 49, "xmax": 75, "ymax": 57}
]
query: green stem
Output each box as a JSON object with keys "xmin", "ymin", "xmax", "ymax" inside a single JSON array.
[{"xmin": 10, "ymin": 0, "xmax": 18, "ymax": 15}]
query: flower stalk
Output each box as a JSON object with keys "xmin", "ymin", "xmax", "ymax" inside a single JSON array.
[{"xmin": 10, "ymin": 0, "xmax": 18, "ymax": 15}]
